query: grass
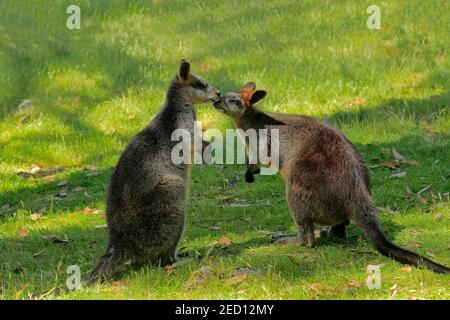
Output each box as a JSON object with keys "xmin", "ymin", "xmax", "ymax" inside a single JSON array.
[{"xmin": 0, "ymin": 0, "xmax": 449, "ymax": 300}]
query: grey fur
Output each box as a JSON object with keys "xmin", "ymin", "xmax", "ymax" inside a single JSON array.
[
  {"xmin": 213, "ymin": 83, "xmax": 449, "ymax": 274},
  {"xmin": 88, "ymin": 60, "xmax": 220, "ymax": 283}
]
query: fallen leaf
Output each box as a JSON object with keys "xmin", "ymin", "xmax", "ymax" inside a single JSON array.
[
  {"xmin": 81, "ymin": 165, "xmax": 97, "ymax": 171},
  {"xmin": 42, "ymin": 234, "xmax": 69, "ymax": 244},
  {"xmin": 57, "ymin": 180, "xmax": 68, "ymax": 187},
  {"xmin": 286, "ymin": 252, "xmax": 313, "ymax": 259},
  {"xmin": 416, "ymin": 184, "xmax": 432, "ymax": 195},
  {"xmin": 308, "ymin": 283, "xmax": 327, "ymax": 295},
  {"xmin": 55, "ymin": 190, "xmax": 67, "ymax": 198},
  {"xmin": 225, "ymin": 274, "xmax": 247, "ymax": 286},
  {"xmin": 400, "ymin": 267, "xmax": 412, "ymax": 273},
  {"xmin": 17, "ymin": 228, "xmax": 28, "ymax": 239},
  {"xmin": 426, "ymin": 250, "xmax": 435, "ymax": 257},
  {"xmin": 405, "ymin": 186, "xmax": 413, "ymax": 195},
  {"xmin": 42, "ymin": 175, "xmax": 56, "ymax": 181},
  {"xmin": 392, "ymin": 147, "xmax": 406, "ymax": 161},
  {"xmin": 72, "ymin": 187, "xmax": 83, "ymax": 192},
  {"xmin": 348, "ymin": 280, "xmax": 361, "ymax": 288},
  {"xmin": 186, "ymin": 266, "xmax": 213, "ymax": 288},
  {"xmin": 209, "ymin": 226, "xmax": 221, "ymax": 231},
  {"xmin": 383, "ymin": 160, "xmax": 400, "ymax": 169},
  {"xmin": 217, "ymin": 236, "xmax": 232, "ymax": 246},
  {"xmin": 403, "ymin": 160, "xmax": 420, "ymax": 166},
  {"xmin": 30, "ymin": 213, "xmax": 43, "ymax": 221},
  {"xmin": 86, "ymin": 172, "xmax": 100, "ymax": 177},
  {"xmin": 344, "ymin": 97, "xmax": 366, "ymax": 109},
  {"xmin": 219, "ymin": 198, "xmax": 271, "ymax": 208},
  {"xmin": 377, "ymin": 206, "xmax": 399, "ymax": 215},
  {"xmin": 390, "ymin": 171, "xmax": 407, "ymax": 178},
  {"xmin": 406, "ymin": 243, "xmax": 421, "ymax": 249},
  {"xmin": 95, "ymin": 224, "xmax": 107, "ymax": 229},
  {"xmin": 32, "ymin": 249, "xmax": 46, "ymax": 258},
  {"xmin": 406, "ymin": 229, "xmax": 421, "ymax": 236},
  {"xmin": 233, "ymin": 267, "xmax": 261, "ymax": 276}
]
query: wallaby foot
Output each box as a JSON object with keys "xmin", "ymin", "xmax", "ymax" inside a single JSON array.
[{"xmin": 88, "ymin": 247, "xmax": 126, "ymax": 285}]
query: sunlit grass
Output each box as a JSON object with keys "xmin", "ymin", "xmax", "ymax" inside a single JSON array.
[{"xmin": 0, "ymin": 0, "xmax": 449, "ymax": 299}]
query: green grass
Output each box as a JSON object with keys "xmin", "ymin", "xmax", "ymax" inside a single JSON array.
[{"xmin": 0, "ymin": 0, "xmax": 449, "ymax": 300}]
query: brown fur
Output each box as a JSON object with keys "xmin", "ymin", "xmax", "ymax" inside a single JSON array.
[{"xmin": 213, "ymin": 83, "xmax": 449, "ymax": 274}]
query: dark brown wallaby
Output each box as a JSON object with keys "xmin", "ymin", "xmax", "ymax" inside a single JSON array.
[
  {"xmin": 213, "ymin": 82, "xmax": 449, "ymax": 274},
  {"xmin": 88, "ymin": 60, "xmax": 220, "ymax": 283}
]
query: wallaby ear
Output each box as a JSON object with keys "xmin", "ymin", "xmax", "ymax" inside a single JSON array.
[
  {"xmin": 249, "ymin": 90, "xmax": 267, "ymax": 105},
  {"xmin": 178, "ymin": 59, "xmax": 191, "ymax": 81},
  {"xmin": 240, "ymin": 82, "xmax": 256, "ymax": 93}
]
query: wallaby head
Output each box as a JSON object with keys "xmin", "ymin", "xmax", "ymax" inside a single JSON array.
[
  {"xmin": 213, "ymin": 82, "xmax": 266, "ymax": 118},
  {"xmin": 173, "ymin": 59, "xmax": 221, "ymax": 104}
]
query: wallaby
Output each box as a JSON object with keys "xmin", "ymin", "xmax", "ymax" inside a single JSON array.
[
  {"xmin": 88, "ymin": 60, "xmax": 220, "ymax": 283},
  {"xmin": 213, "ymin": 82, "xmax": 449, "ymax": 274}
]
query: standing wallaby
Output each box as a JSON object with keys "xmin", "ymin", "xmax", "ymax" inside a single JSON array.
[
  {"xmin": 213, "ymin": 82, "xmax": 449, "ymax": 274},
  {"xmin": 88, "ymin": 60, "xmax": 220, "ymax": 283}
]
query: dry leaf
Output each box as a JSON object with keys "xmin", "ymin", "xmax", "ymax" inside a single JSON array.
[
  {"xmin": 406, "ymin": 229, "xmax": 421, "ymax": 236},
  {"xmin": 390, "ymin": 171, "xmax": 407, "ymax": 178},
  {"xmin": 406, "ymin": 243, "xmax": 421, "ymax": 249},
  {"xmin": 416, "ymin": 184, "xmax": 432, "ymax": 195},
  {"xmin": 209, "ymin": 226, "xmax": 221, "ymax": 231},
  {"xmin": 403, "ymin": 160, "xmax": 420, "ymax": 166},
  {"xmin": 383, "ymin": 160, "xmax": 400, "ymax": 169},
  {"xmin": 57, "ymin": 180, "xmax": 68, "ymax": 187},
  {"xmin": 392, "ymin": 147, "xmax": 406, "ymax": 161},
  {"xmin": 86, "ymin": 172, "xmax": 100, "ymax": 177},
  {"xmin": 225, "ymin": 274, "xmax": 247, "ymax": 286},
  {"xmin": 344, "ymin": 97, "xmax": 366, "ymax": 109},
  {"xmin": 81, "ymin": 165, "xmax": 97, "ymax": 171},
  {"xmin": 186, "ymin": 266, "xmax": 213, "ymax": 288},
  {"xmin": 348, "ymin": 280, "xmax": 361, "ymax": 288},
  {"xmin": 17, "ymin": 228, "xmax": 28, "ymax": 239},
  {"xmin": 400, "ymin": 267, "xmax": 412, "ymax": 273},
  {"xmin": 32, "ymin": 249, "xmax": 45, "ymax": 258},
  {"xmin": 217, "ymin": 236, "xmax": 232, "ymax": 246},
  {"xmin": 30, "ymin": 213, "xmax": 43, "ymax": 221},
  {"xmin": 233, "ymin": 267, "xmax": 260, "ymax": 276},
  {"xmin": 426, "ymin": 250, "xmax": 435, "ymax": 257},
  {"xmin": 42, "ymin": 234, "xmax": 69, "ymax": 244},
  {"xmin": 72, "ymin": 187, "xmax": 83, "ymax": 192},
  {"xmin": 308, "ymin": 283, "xmax": 327, "ymax": 295},
  {"xmin": 55, "ymin": 190, "xmax": 67, "ymax": 198}
]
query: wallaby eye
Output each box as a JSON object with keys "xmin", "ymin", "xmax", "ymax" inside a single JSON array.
[{"xmin": 193, "ymin": 81, "xmax": 207, "ymax": 90}]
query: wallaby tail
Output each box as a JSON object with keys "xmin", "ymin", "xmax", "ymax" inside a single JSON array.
[{"xmin": 353, "ymin": 201, "xmax": 450, "ymax": 274}]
